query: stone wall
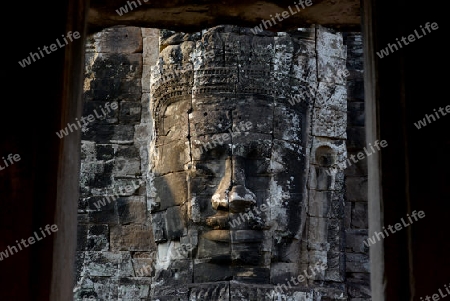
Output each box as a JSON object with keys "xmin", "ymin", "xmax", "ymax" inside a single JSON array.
[
  {"xmin": 74, "ymin": 26, "xmax": 159, "ymax": 300},
  {"xmin": 75, "ymin": 25, "xmax": 369, "ymax": 301},
  {"xmin": 343, "ymin": 32, "xmax": 371, "ymax": 300}
]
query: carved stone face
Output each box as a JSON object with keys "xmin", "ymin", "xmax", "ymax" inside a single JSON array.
[
  {"xmin": 149, "ymin": 26, "xmax": 311, "ymax": 287},
  {"xmin": 150, "ymin": 97, "xmax": 308, "ymax": 283},
  {"xmin": 189, "ymin": 103, "xmax": 307, "ymax": 273}
]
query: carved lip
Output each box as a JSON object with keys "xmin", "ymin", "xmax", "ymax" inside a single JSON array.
[
  {"xmin": 202, "ymin": 230, "xmax": 231, "ymax": 242},
  {"xmin": 206, "ymin": 211, "xmax": 230, "ymax": 229},
  {"xmin": 202, "ymin": 229, "xmax": 265, "ymax": 243}
]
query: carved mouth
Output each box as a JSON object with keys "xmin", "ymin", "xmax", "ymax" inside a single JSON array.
[{"xmin": 206, "ymin": 211, "xmax": 230, "ymax": 229}]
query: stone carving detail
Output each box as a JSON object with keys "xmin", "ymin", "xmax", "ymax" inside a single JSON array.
[
  {"xmin": 148, "ymin": 25, "xmax": 348, "ymax": 299},
  {"xmin": 75, "ymin": 25, "xmax": 370, "ymax": 301}
]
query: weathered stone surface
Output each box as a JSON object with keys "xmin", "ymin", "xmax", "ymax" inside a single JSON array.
[
  {"xmin": 110, "ymin": 224, "xmax": 154, "ymax": 251},
  {"xmin": 346, "ymin": 229, "xmax": 369, "ymax": 253},
  {"xmin": 347, "ymin": 102, "xmax": 365, "ymax": 127},
  {"xmin": 345, "ymin": 177, "xmax": 368, "ymax": 202},
  {"xmin": 165, "ymin": 205, "xmax": 187, "ymax": 239},
  {"xmin": 132, "ymin": 251, "xmax": 155, "ymax": 277},
  {"xmin": 84, "ymin": 53, "xmax": 142, "ymax": 102},
  {"xmin": 88, "ymin": 0, "xmax": 361, "ymax": 34},
  {"xmin": 119, "ymin": 101, "xmax": 142, "ymax": 123},
  {"xmin": 77, "ymin": 25, "xmax": 369, "ymax": 300},
  {"xmin": 346, "ymin": 126, "xmax": 366, "ymax": 151},
  {"xmin": 82, "ymin": 124, "xmax": 135, "ymax": 143},
  {"xmin": 117, "ymin": 196, "xmax": 147, "ymax": 224},
  {"xmin": 229, "ymin": 282, "xmax": 273, "ymax": 301},
  {"xmin": 351, "ymin": 202, "xmax": 369, "ymax": 229},
  {"xmin": 82, "ymin": 251, "xmax": 134, "ymax": 277},
  {"xmin": 346, "ymin": 253, "xmax": 370, "ymax": 273},
  {"xmin": 344, "ymin": 151, "xmax": 368, "ymax": 177},
  {"xmin": 86, "ymin": 26, "xmax": 143, "ymax": 53},
  {"xmin": 151, "ymin": 260, "xmax": 193, "ymax": 298},
  {"xmin": 118, "ymin": 278, "xmax": 151, "ymax": 299},
  {"xmin": 86, "ymin": 224, "xmax": 110, "ymax": 251},
  {"xmin": 152, "ymin": 172, "xmax": 188, "ymax": 211},
  {"xmin": 87, "ymin": 196, "xmax": 118, "ymax": 224}
]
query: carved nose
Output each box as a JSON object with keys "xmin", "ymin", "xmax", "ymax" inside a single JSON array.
[
  {"xmin": 228, "ymin": 184, "xmax": 256, "ymax": 213},
  {"xmin": 211, "ymin": 156, "xmax": 256, "ymax": 212}
]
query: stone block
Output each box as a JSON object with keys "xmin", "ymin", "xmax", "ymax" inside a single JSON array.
[
  {"xmin": 86, "ymin": 27, "xmax": 143, "ymax": 54},
  {"xmin": 152, "ymin": 172, "xmax": 188, "ymax": 211},
  {"xmin": 82, "ymin": 251, "xmax": 134, "ymax": 277},
  {"xmin": 81, "ymin": 141, "xmax": 97, "ymax": 161},
  {"xmin": 347, "ymin": 278, "xmax": 371, "ymax": 298},
  {"xmin": 82, "ymin": 124, "xmax": 135, "ymax": 143},
  {"xmin": 344, "ymin": 151, "xmax": 368, "ymax": 177},
  {"xmin": 347, "ymin": 102, "xmax": 365, "ymax": 127},
  {"xmin": 142, "ymin": 64, "xmax": 152, "ymax": 93},
  {"xmin": 113, "ymin": 157, "xmax": 140, "ymax": 177},
  {"xmin": 308, "ymin": 190, "xmax": 331, "ymax": 217},
  {"xmin": 189, "ymin": 282, "xmax": 229, "ymax": 301},
  {"xmin": 87, "ymin": 196, "xmax": 118, "ymax": 224},
  {"xmin": 189, "ymin": 105, "xmax": 233, "ymax": 137},
  {"xmin": 96, "ymin": 144, "xmax": 115, "ymax": 161},
  {"xmin": 116, "ymin": 145, "xmax": 139, "ymax": 158},
  {"xmin": 193, "ymin": 263, "xmax": 232, "ymax": 283},
  {"xmin": 86, "ymin": 224, "xmax": 109, "ymax": 251},
  {"xmin": 324, "ymin": 251, "xmax": 345, "ymax": 282},
  {"xmin": 119, "ymin": 101, "xmax": 142, "ymax": 123},
  {"xmin": 273, "ymin": 107, "xmax": 305, "ymax": 143},
  {"xmin": 134, "ymin": 123, "xmax": 152, "ymax": 145},
  {"xmin": 231, "ymin": 242, "xmax": 264, "ymax": 266},
  {"xmin": 132, "ymin": 252, "xmax": 154, "ymax": 277},
  {"xmin": 346, "ymin": 229, "xmax": 369, "ymax": 253},
  {"xmin": 346, "ymin": 253, "xmax": 370, "ymax": 273},
  {"xmin": 141, "ymin": 93, "xmax": 152, "ymax": 123},
  {"xmin": 346, "ymin": 126, "xmax": 366, "ymax": 151},
  {"xmin": 142, "ymin": 28, "xmax": 159, "ymax": 39},
  {"xmin": 118, "ymin": 278, "xmax": 151, "ymax": 299},
  {"xmin": 312, "ymin": 107, "xmax": 347, "ymax": 139},
  {"xmin": 317, "ymin": 27, "xmax": 347, "ymax": 59},
  {"xmin": 229, "ymin": 282, "xmax": 274, "ymax": 301},
  {"xmin": 82, "ymin": 101, "xmax": 119, "ymax": 125},
  {"xmin": 307, "ymin": 217, "xmax": 328, "ymax": 247},
  {"xmin": 344, "ymin": 202, "xmax": 352, "ymax": 229},
  {"xmin": 143, "ymin": 36, "xmax": 160, "ymax": 65},
  {"xmin": 165, "ymin": 205, "xmax": 187, "ymax": 240},
  {"xmin": 270, "ymin": 262, "xmax": 299, "ymax": 285},
  {"xmin": 351, "ymin": 202, "xmax": 369, "ymax": 229},
  {"xmin": 151, "ymin": 211, "xmax": 167, "ymax": 242},
  {"xmin": 345, "ymin": 177, "xmax": 368, "ymax": 202},
  {"xmin": 74, "ymin": 276, "xmax": 119, "ymax": 301},
  {"xmin": 110, "ymin": 224, "xmax": 154, "ymax": 251},
  {"xmin": 197, "ymin": 235, "xmax": 231, "ymax": 261},
  {"xmin": 151, "ymin": 260, "xmax": 193, "ymax": 298},
  {"xmin": 117, "ymin": 196, "xmax": 147, "ymax": 224},
  {"xmin": 315, "ymin": 82, "xmax": 347, "ymax": 112},
  {"xmin": 347, "ymin": 79, "xmax": 365, "ymax": 102},
  {"xmin": 327, "ymin": 218, "xmax": 344, "ymax": 253},
  {"xmin": 77, "ymin": 224, "xmax": 88, "ymax": 251}
]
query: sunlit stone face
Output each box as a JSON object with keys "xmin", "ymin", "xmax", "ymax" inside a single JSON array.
[
  {"xmin": 149, "ymin": 26, "xmax": 314, "ymax": 292},
  {"xmin": 150, "ymin": 94, "xmax": 308, "ymax": 283},
  {"xmin": 189, "ymin": 103, "xmax": 307, "ymax": 273}
]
